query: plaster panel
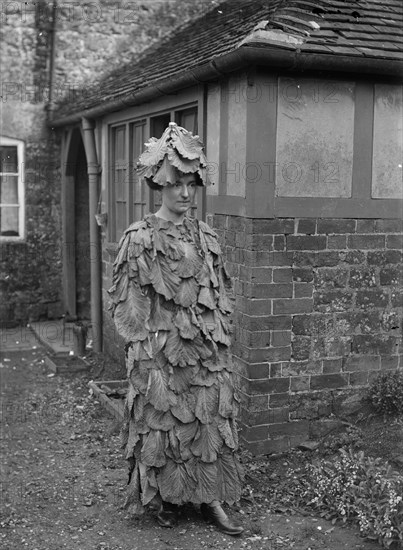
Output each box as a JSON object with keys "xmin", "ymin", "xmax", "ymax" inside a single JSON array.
[
  {"xmin": 372, "ymin": 84, "xmax": 403, "ymax": 199},
  {"xmin": 276, "ymin": 78, "xmax": 354, "ymax": 198},
  {"xmin": 226, "ymin": 75, "xmax": 247, "ymax": 198},
  {"xmin": 206, "ymin": 82, "xmax": 221, "ymax": 195}
]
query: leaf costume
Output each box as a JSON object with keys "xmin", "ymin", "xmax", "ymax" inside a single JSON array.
[{"xmin": 109, "ymin": 213, "xmax": 243, "ymax": 513}]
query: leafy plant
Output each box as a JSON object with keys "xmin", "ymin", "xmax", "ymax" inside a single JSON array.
[
  {"xmin": 322, "ymin": 425, "xmax": 364, "ymax": 454},
  {"xmin": 288, "ymin": 448, "xmax": 403, "ymax": 548},
  {"xmin": 366, "ymin": 371, "xmax": 403, "ymax": 416}
]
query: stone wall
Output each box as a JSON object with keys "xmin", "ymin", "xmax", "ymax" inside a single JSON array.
[
  {"xmin": 208, "ymin": 214, "xmax": 403, "ymax": 455},
  {"xmin": 0, "ymin": 0, "xmax": 222, "ymax": 325},
  {"xmin": 0, "ymin": 1, "xmax": 62, "ymax": 325}
]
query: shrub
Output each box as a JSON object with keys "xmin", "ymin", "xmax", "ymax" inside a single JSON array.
[
  {"xmin": 289, "ymin": 448, "xmax": 403, "ymax": 548},
  {"xmin": 322, "ymin": 425, "xmax": 364, "ymax": 455},
  {"xmin": 367, "ymin": 371, "xmax": 403, "ymax": 416}
]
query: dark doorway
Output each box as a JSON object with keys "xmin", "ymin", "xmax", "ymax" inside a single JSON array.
[{"xmin": 63, "ymin": 128, "xmax": 90, "ymax": 321}]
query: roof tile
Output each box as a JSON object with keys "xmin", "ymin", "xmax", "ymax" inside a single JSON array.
[{"xmin": 53, "ymin": 0, "xmax": 403, "ymax": 120}]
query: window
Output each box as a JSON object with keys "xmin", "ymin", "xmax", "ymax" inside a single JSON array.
[
  {"xmin": 109, "ymin": 106, "xmax": 198, "ymax": 242},
  {"xmin": 0, "ymin": 137, "xmax": 25, "ymax": 239}
]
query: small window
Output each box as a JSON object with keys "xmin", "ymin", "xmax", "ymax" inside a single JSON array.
[
  {"xmin": 175, "ymin": 107, "xmax": 198, "ymax": 134},
  {"xmin": 0, "ymin": 137, "xmax": 25, "ymax": 239},
  {"xmin": 110, "ymin": 125, "xmax": 127, "ymax": 241}
]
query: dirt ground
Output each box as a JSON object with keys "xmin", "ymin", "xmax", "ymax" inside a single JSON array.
[{"xmin": 0, "ymin": 341, "xmax": 383, "ymax": 550}]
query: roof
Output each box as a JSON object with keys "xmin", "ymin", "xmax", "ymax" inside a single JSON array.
[{"xmin": 52, "ymin": 0, "xmax": 403, "ymax": 125}]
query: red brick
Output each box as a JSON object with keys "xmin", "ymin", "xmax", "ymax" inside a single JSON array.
[
  {"xmin": 237, "ymin": 329, "xmax": 271, "ymax": 348},
  {"xmin": 242, "ymin": 424, "xmax": 269, "ymax": 442},
  {"xmin": 273, "ymin": 298, "xmax": 313, "ymax": 315},
  {"xmin": 349, "ymin": 371, "xmax": 369, "ymax": 386},
  {"xmin": 250, "ymin": 267, "xmax": 272, "ymax": 283},
  {"xmin": 315, "ymin": 252, "xmax": 341, "ymax": 267},
  {"xmin": 317, "ymin": 219, "xmax": 356, "ymax": 234},
  {"xmin": 273, "ymin": 268, "xmax": 292, "ymax": 283},
  {"xmin": 290, "ymin": 376, "xmax": 310, "ymax": 392},
  {"xmin": 245, "ymin": 394, "xmax": 269, "ymax": 412},
  {"xmin": 246, "ymin": 234, "xmax": 273, "ymax": 250},
  {"xmin": 247, "ymin": 407, "xmax": 290, "ymax": 425},
  {"xmin": 247, "ymin": 299, "xmax": 272, "ymax": 315},
  {"xmin": 375, "ymin": 219, "xmax": 403, "ymax": 233},
  {"xmin": 241, "ymin": 314, "xmax": 292, "ymax": 331},
  {"xmin": 297, "ymin": 219, "xmax": 316, "ymax": 234},
  {"xmin": 348, "ymin": 234, "xmax": 385, "ymax": 249},
  {"xmin": 269, "ymin": 362, "xmax": 283, "ymax": 377},
  {"xmin": 356, "ymin": 219, "xmax": 376, "ymax": 233},
  {"xmin": 327, "ymin": 235, "xmax": 347, "ymax": 249},
  {"xmin": 246, "ymin": 363, "xmax": 271, "ymax": 379},
  {"xmin": 282, "ymin": 360, "xmax": 322, "ymax": 376},
  {"xmin": 287, "ymin": 235, "xmax": 326, "ymax": 251},
  {"xmin": 268, "ymin": 420, "xmax": 309, "ymax": 437},
  {"xmin": 294, "ymin": 283, "xmax": 313, "ymax": 298},
  {"xmin": 270, "ymin": 251, "xmax": 294, "ymax": 266},
  {"xmin": 249, "ymin": 219, "xmax": 294, "ymax": 235},
  {"xmin": 293, "ymin": 267, "xmax": 313, "ymax": 282},
  {"xmin": 386, "ymin": 234, "xmax": 403, "ymax": 249},
  {"xmin": 271, "ymin": 330, "xmax": 291, "ymax": 347},
  {"xmin": 322, "ymin": 358, "xmax": 343, "ymax": 374},
  {"xmin": 249, "ymin": 377, "xmax": 290, "ymax": 394},
  {"xmin": 344, "ymin": 355, "xmax": 380, "ymax": 372},
  {"xmin": 380, "ymin": 355, "xmax": 399, "ymax": 370},
  {"xmin": 292, "ymin": 336, "xmax": 311, "ymax": 360},
  {"xmin": 269, "ymin": 393, "xmax": 290, "ymax": 407},
  {"xmin": 310, "ymin": 374, "xmax": 348, "ymax": 390},
  {"xmin": 274, "ymin": 235, "xmax": 285, "ymax": 251},
  {"xmin": 249, "ymin": 283, "xmax": 292, "ymax": 299}
]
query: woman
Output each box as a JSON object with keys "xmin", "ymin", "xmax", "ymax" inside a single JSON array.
[{"xmin": 108, "ymin": 123, "xmax": 244, "ymax": 536}]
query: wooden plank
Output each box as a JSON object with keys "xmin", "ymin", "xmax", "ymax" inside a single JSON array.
[
  {"xmin": 219, "ymin": 80, "xmax": 229, "ymax": 196},
  {"xmin": 246, "ymin": 71, "xmax": 277, "ymax": 218},
  {"xmin": 352, "ymin": 82, "xmax": 374, "ymax": 199},
  {"xmin": 206, "ymin": 194, "xmax": 246, "ymax": 216},
  {"xmin": 275, "ymin": 197, "xmax": 403, "ymax": 218}
]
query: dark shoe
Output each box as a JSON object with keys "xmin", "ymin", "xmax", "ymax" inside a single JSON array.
[
  {"xmin": 156, "ymin": 502, "xmax": 179, "ymax": 528},
  {"xmin": 200, "ymin": 503, "xmax": 244, "ymax": 536}
]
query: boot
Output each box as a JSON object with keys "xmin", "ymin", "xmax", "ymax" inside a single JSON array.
[
  {"xmin": 156, "ymin": 501, "xmax": 179, "ymax": 528},
  {"xmin": 200, "ymin": 502, "xmax": 244, "ymax": 536}
]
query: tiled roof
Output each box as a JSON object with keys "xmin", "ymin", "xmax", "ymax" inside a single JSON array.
[{"xmin": 53, "ymin": 0, "xmax": 403, "ymax": 122}]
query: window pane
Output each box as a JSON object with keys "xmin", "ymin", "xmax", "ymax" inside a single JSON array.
[
  {"xmin": 0, "ymin": 175, "xmax": 18, "ymax": 204},
  {"xmin": 151, "ymin": 114, "xmax": 170, "ymax": 138},
  {"xmin": 0, "ymin": 146, "xmax": 18, "ymax": 173},
  {"xmin": 176, "ymin": 108, "xmax": 198, "ymax": 134},
  {"xmin": 132, "ymin": 123, "xmax": 146, "ymax": 221},
  {"xmin": 0, "ymin": 205, "xmax": 19, "ymax": 236}
]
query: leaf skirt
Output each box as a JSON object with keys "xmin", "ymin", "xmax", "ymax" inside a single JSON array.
[{"xmin": 120, "ymin": 343, "xmax": 244, "ymax": 512}]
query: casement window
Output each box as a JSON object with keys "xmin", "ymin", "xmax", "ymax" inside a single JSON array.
[
  {"xmin": 109, "ymin": 106, "xmax": 198, "ymax": 242},
  {"xmin": 0, "ymin": 137, "xmax": 25, "ymax": 240}
]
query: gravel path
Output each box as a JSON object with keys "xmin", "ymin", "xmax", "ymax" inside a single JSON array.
[{"xmin": 0, "ymin": 338, "xmax": 381, "ymax": 550}]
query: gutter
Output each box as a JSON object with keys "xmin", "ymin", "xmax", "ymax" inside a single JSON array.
[
  {"xmin": 50, "ymin": 43, "xmax": 402, "ymax": 127},
  {"xmin": 81, "ymin": 117, "xmax": 103, "ymax": 353},
  {"xmin": 46, "ymin": 0, "xmax": 58, "ymax": 122}
]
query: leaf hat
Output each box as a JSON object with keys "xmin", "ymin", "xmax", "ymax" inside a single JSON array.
[{"xmin": 136, "ymin": 122, "xmax": 211, "ymax": 188}]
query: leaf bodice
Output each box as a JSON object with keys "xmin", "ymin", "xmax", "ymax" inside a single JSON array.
[{"xmin": 108, "ymin": 214, "xmax": 233, "ymax": 353}]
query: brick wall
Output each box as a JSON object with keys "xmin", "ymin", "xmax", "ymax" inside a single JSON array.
[{"xmin": 207, "ymin": 214, "xmax": 403, "ymax": 455}]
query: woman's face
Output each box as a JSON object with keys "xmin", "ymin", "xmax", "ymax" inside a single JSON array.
[{"xmin": 161, "ymin": 173, "xmax": 197, "ymax": 217}]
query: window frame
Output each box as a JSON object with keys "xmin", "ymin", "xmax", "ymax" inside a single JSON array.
[{"xmin": 0, "ymin": 136, "xmax": 25, "ymax": 241}]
